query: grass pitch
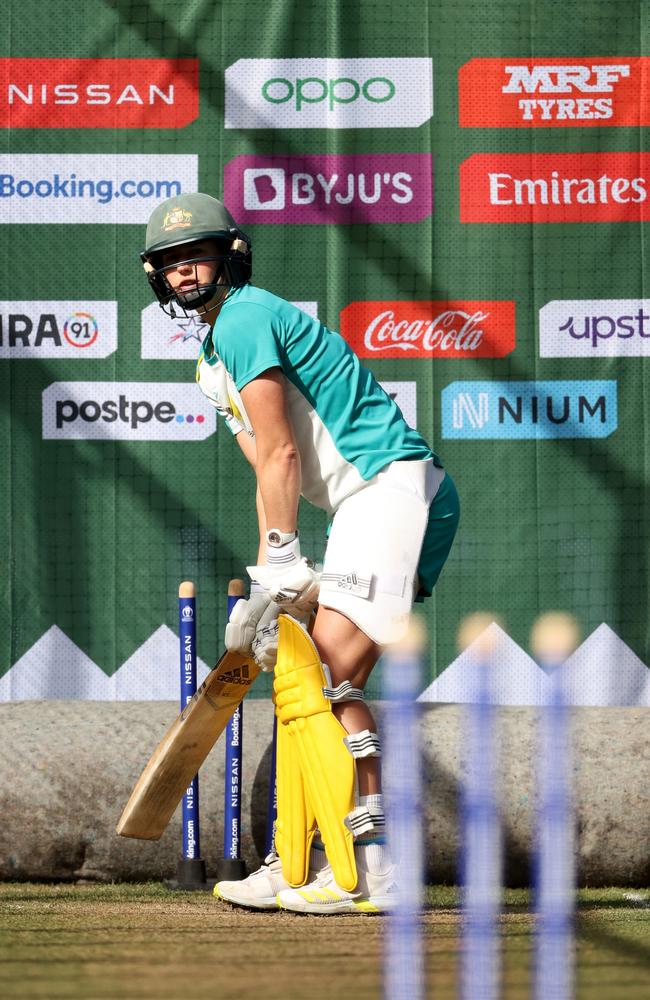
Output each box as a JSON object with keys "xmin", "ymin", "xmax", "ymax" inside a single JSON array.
[{"xmin": 0, "ymin": 884, "xmax": 648, "ymax": 999}]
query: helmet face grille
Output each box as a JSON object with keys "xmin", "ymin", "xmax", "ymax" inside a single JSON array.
[{"xmin": 141, "ymin": 241, "xmax": 252, "ymax": 318}]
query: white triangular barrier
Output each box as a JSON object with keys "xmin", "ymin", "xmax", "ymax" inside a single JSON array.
[
  {"xmin": 560, "ymin": 624, "xmax": 650, "ymax": 707},
  {"xmin": 418, "ymin": 623, "xmax": 550, "ymax": 706},
  {"xmin": 109, "ymin": 624, "xmax": 211, "ymax": 701},
  {"xmin": 0, "ymin": 626, "xmax": 110, "ymax": 700}
]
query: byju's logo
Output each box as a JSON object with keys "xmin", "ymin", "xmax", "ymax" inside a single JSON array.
[
  {"xmin": 540, "ymin": 300, "xmax": 650, "ymax": 357},
  {"xmin": 225, "ymin": 58, "xmax": 433, "ymax": 129},
  {"xmin": 0, "ymin": 301, "xmax": 117, "ymax": 358},
  {"xmin": 141, "ymin": 301, "xmax": 318, "ymax": 360},
  {"xmin": 42, "ymin": 383, "xmax": 217, "ymax": 440},
  {"xmin": 224, "ymin": 155, "xmax": 432, "ymax": 224},
  {"xmin": 442, "ymin": 381, "xmax": 617, "ymax": 439}
]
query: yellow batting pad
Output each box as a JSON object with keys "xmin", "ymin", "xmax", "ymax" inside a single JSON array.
[
  {"xmin": 273, "ymin": 615, "xmax": 358, "ymax": 893},
  {"xmin": 274, "ymin": 696, "xmax": 316, "ymax": 887}
]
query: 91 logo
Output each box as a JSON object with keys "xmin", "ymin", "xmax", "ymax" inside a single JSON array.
[{"xmin": 63, "ymin": 312, "xmax": 99, "ymax": 348}]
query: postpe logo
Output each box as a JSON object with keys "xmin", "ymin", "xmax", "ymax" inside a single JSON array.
[
  {"xmin": 224, "ymin": 154, "xmax": 433, "ymax": 224},
  {"xmin": 0, "ymin": 301, "xmax": 117, "ymax": 358},
  {"xmin": 539, "ymin": 300, "xmax": 650, "ymax": 357},
  {"xmin": 0, "ymin": 58, "xmax": 199, "ymax": 128},
  {"xmin": 42, "ymin": 382, "xmax": 217, "ymax": 441},
  {"xmin": 441, "ymin": 380, "xmax": 617, "ymax": 439},
  {"xmin": 225, "ymin": 58, "xmax": 433, "ymax": 129}
]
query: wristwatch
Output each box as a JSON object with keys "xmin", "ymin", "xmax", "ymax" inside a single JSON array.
[{"xmin": 266, "ymin": 528, "xmax": 298, "ymax": 547}]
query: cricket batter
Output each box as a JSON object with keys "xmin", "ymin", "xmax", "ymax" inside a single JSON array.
[{"xmin": 142, "ymin": 193, "xmax": 459, "ymax": 914}]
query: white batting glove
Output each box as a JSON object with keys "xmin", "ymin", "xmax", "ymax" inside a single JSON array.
[
  {"xmin": 252, "ymin": 606, "xmax": 313, "ymax": 672},
  {"xmin": 247, "ymin": 560, "xmax": 320, "ymax": 614},
  {"xmin": 224, "ymin": 585, "xmax": 279, "ymax": 657}
]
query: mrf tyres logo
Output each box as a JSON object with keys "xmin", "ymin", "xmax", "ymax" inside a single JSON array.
[
  {"xmin": 460, "ymin": 152, "xmax": 650, "ymax": 223},
  {"xmin": 442, "ymin": 381, "xmax": 617, "ymax": 440},
  {"xmin": 340, "ymin": 300, "xmax": 515, "ymax": 358},
  {"xmin": 43, "ymin": 383, "xmax": 216, "ymax": 441},
  {"xmin": 0, "ymin": 154, "xmax": 197, "ymax": 224},
  {"xmin": 225, "ymin": 58, "xmax": 433, "ymax": 129},
  {"xmin": 540, "ymin": 300, "xmax": 650, "ymax": 357},
  {"xmin": 0, "ymin": 58, "xmax": 198, "ymax": 128},
  {"xmin": 0, "ymin": 301, "xmax": 117, "ymax": 358},
  {"xmin": 224, "ymin": 154, "xmax": 432, "ymax": 224},
  {"xmin": 459, "ymin": 58, "xmax": 647, "ymax": 127}
]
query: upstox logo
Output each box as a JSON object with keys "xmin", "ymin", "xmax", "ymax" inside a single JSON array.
[
  {"xmin": 225, "ymin": 58, "xmax": 433, "ymax": 128},
  {"xmin": 42, "ymin": 383, "xmax": 216, "ymax": 441},
  {"xmin": 0, "ymin": 301, "xmax": 116, "ymax": 358},
  {"xmin": 540, "ymin": 300, "xmax": 650, "ymax": 357},
  {"xmin": 441, "ymin": 381, "xmax": 617, "ymax": 439}
]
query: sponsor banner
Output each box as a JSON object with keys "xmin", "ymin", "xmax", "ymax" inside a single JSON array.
[
  {"xmin": 0, "ymin": 301, "xmax": 116, "ymax": 358},
  {"xmin": 380, "ymin": 381, "xmax": 417, "ymax": 429},
  {"xmin": 442, "ymin": 380, "xmax": 617, "ymax": 439},
  {"xmin": 224, "ymin": 154, "xmax": 432, "ymax": 224},
  {"xmin": 339, "ymin": 300, "xmax": 515, "ymax": 358},
  {"xmin": 0, "ymin": 154, "xmax": 198, "ymax": 223},
  {"xmin": 459, "ymin": 58, "xmax": 648, "ymax": 128},
  {"xmin": 141, "ymin": 301, "xmax": 319, "ymax": 359},
  {"xmin": 225, "ymin": 58, "xmax": 433, "ymax": 129},
  {"xmin": 0, "ymin": 58, "xmax": 199, "ymax": 128},
  {"xmin": 540, "ymin": 300, "xmax": 650, "ymax": 357},
  {"xmin": 460, "ymin": 153, "xmax": 650, "ymax": 223},
  {"xmin": 42, "ymin": 383, "xmax": 217, "ymax": 441}
]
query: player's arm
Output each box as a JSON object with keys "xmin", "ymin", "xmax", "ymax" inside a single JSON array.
[
  {"xmin": 239, "ymin": 368, "xmax": 300, "ymax": 533},
  {"xmin": 232, "ymin": 428, "xmax": 266, "ymax": 565}
]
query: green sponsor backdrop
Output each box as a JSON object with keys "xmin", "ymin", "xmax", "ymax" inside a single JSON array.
[{"xmin": 1, "ymin": 0, "xmax": 648, "ymax": 697}]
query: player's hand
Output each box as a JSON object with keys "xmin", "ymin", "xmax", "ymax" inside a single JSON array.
[
  {"xmin": 224, "ymin": 588, "xmax": 279, "ymax": 657},
  {"xmin": 247, "ymin": 559, "xmax": 320, "ymax": 614},
  {"xmin": 252, "ymin": 606, "xmax": 312, "ymax": 672}
]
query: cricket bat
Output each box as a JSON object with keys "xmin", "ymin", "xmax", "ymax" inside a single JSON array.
[{"xmin": 116, "ymin": 646, "xmax": 260, "ymax": 841}]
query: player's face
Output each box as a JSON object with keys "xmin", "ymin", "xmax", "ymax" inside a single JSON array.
[{"xmin": 160, "ymin": 239, "xmax": 221, "ymax": 293}]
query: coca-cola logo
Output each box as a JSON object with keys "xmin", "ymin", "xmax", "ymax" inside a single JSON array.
[{"xmin": 340, "ymin": 301, "xmax": 516, "ymax": 359}]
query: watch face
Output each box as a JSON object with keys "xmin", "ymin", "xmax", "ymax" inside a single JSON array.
[{"xmin": 268, "ymin": 531, "xmax": 281, "ymax": 546}]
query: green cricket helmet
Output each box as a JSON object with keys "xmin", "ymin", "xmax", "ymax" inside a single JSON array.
[{"xmin": 141, "ymin": 193, "xmax": 252, "ymax": 315}]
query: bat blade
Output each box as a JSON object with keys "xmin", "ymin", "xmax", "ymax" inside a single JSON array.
[{"xmin": 116, "ymin": 650, "xmax": 260, "ymax": 840}]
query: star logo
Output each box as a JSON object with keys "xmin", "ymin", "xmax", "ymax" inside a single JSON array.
[{"xmin": 169, "ymin": 315, "xmax": 210, "ymax": 346}]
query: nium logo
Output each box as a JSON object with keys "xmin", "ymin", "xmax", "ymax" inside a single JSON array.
[
  {"xmin": 225, "ymin": 58, "xmax": 433, "ymax": 129},
  {"xmin": 441, "ymin": 381, "xmax": 617, "ymax": 439},
  {"xmin": 459, "ymin": 58, "xmax": 647, "ymax": 128},
  {"xmin": 1, "ymin": 58, "xmax": 199, "ymax": 128},
  {"xmin": 0, "ymin": 154, "xmax": 198, "ymax": 224},
  {"xmin": 0, "ymin": 301, "xmax": 117, "ymax": 358},
  {"xmin": 340, "ymin": 301, "xmax": 515, "ymax": 358},
  {"xmin": 460, "ymin": 153, "xmax": 650, "ymax": 223},
  {"xmin": 224, "ymin": 154, "xmax": 433, "ymax": 224},
  {"xmin": 539, "ymin": 300, "xmax": 650, "ymax": 357},
  {"xmin": 42, "ymin": 383, "xmax": 217, "ymax": 441},
  {"xmin": 141, "ymin": 301, "xmax": 318, "ymax": 359}
]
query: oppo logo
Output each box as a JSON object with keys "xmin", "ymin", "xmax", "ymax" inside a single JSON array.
[
  {"xmin": 225, "ymin": 58, "xmax": 433, "ymax": 129},
  {"xmin": 261, "ymin": 76, "xmax": 395, "ymax": 111}
]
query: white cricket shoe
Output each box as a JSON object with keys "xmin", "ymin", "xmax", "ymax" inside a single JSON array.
[
  {"xmin": 214, "ymin": 852, "xmax": 318, "ymax": 911},
  {"xmin": 277, "ymin": 861, "xmax": 399, "ymax": 915}
]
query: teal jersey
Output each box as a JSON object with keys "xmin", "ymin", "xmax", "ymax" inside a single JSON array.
[{"xmin": 197, "ymin": 285, "xmax": 440, "ymax": 515}]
